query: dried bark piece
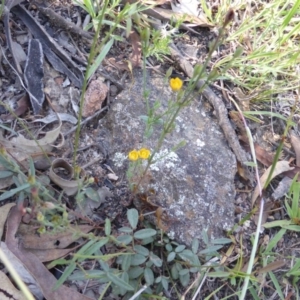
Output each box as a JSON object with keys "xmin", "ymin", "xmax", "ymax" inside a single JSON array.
[
  {"xmin": 12, "ymin": 5, "xmax": 84, "ymax": 88},
  {"xmin": 24, "ymin": 39, "xmax": 44, "ymax": 114},
  {"xmin": 82, "ymin": 78, "xmax": 108, "ymax": 117}
]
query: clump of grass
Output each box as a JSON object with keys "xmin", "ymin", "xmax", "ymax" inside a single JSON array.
[{"xmin": 214, "ymin": 0, "xmax": 300, "ymax": 98}]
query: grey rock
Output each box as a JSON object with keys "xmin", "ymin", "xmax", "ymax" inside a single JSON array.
[{"xmin": 99, "ymin": 70, "xmax": 236, "ymax": 246}]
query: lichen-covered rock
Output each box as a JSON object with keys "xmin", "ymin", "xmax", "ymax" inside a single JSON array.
[{"xmin": 99, "ymin": 70, "xmax": 236, "ymax": 246}]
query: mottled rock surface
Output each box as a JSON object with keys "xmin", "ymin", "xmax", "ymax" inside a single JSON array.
[{"xmin": 99, "ymin": 70, "xmax": 236, "ymax": 246}]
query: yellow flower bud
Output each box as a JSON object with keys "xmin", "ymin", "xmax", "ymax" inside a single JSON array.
[
  {"xmin": 37, "ymin": 226, "xmax": 46, "ymax": 234},
  {"xmin": 138, "ymin": 148, "xmax": 151, "ymax": 159},
  {"xmin": 170, "ymin": 77, "xmax": 183, "ymax": 92},
  {"xmin": 37, "ymin": 211, "xmax": 44, "ymax": 222},
  {"xmin": 128, "ymin": 149, "xmax": 139, "ymax": 161},
  {"xmin": 88, "ymin": 177, "xmax": 95, "ymax": 184}
]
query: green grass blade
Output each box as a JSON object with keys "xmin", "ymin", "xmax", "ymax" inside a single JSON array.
[
  {"xmin": 268, "ymin": 271, "xmax": 284, "ymax": 300},
  {"xmin": 87, "ymin": 38, "xmax": 114, "ymax": 80}
]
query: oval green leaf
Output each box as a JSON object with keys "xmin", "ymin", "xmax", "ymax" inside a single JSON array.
[
  {"xmin": 192, "ymin": 238, "xmax": 199, "ymax": 254},
  {"xmin": 127, "ymin": 208, "xmax": 139, "ymax": 229},
  {"xmin": 175, "ymin": 245, "xmax": 186, "ymax": 253},
  {"xmin": 105, "ymin": 218, "xmax": 111, "ymax": 236},
  {"xmin": 130, "ymin": 253, "xmax": 147, "ymax": 266},
  {"xmin": 134, "ymin": 228, "xmax": 157, "ymax": 240},
  {"xmin": 144, "ymin": 268, "xmax": 154, "ymax": 286},
  {"xmin": 117, "ymin": 235, "xmax": 133, "ymax": 245},
  {"xmin": 128, "ymin": 266, "xmax": 144, "ymax": 279},
  {"xmin": 167, "ymin": 251, "xmax": 176, "ymax": 262},
  {"xmin": 107, "ymin": 272, "xmax": 134, "ymax": 291},
  {"xmin": 134, "ymin": 245, "xmax": 149, "ymax": 256}
]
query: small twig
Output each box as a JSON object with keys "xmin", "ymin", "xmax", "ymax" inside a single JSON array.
[
  {"xmin": 32, "ymin": 0, "xmax": 93, "ymax": 41},
  {"xmin": 181, "ymin": 272, "xmax": 201, "ymax": 299},
  {"xmin": 82, "ymin": 261, "xmax": 96, "ymax": 294},
  {"xmin": 191, "ymin": 257, "xmax": 220, "ymax": 300},
  {"xmin": 128, "ymin": 285, "xmax": 148, "ymax": 300},
  {"xmin": 63, "ymin": 106, "xmax": 108, "ymax": 137},
  {"xmin": 81, "ymin": 155, "xmax": 104, "ymax": 169}
]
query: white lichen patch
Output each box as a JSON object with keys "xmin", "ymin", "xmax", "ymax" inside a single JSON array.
[
  {"xmin": 175, "ymin": 123, "xmax": 181, "ymax": 133},
  {"xmin": 178, "ymin": 194, "xmax": 185, "ymax": 205},
  {"xmin": 112, "ymin": 152, "xmax": 127, "ymax": 167},
  {"xmin": 113, "ymin": 103, "xmax": 123, "ymax": 112},
  {"xmin": 177, "ymin": 116, "xmax": 183, "ymax": 123},
  {"xmin": 150, "ymin": 149, "xmax": 180, "ymax": 172},
  {"xmin": 222, "ymin": 221, "xmax": 231, "ymax": 230},
  {"xmin": 129, "ymin": 119, "xmax": 140, "ymax": 129},
  {"xmin": 196, "ymin": 139, "xmax": 205, "ymax": 147},
  {"xmin": 209, "ymin": 202, "xmax": 216, "ymax": 213},
  {"xmin": 174, "ymin": 208, "xmax": 184, "ymax": 216},
  {"xmin": 167, "ymin": 231, "xmax": 175, "ymax": 239}
]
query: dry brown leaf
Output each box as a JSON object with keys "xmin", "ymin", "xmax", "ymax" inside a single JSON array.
[
  {"xmin": 8, "ymin": 115, "xmax": 62, "ymax": 155},
  {"xmin": 0, "ymin": 242, "xmax": 43, "ymax": 300},
  {"xmin": 251, "ymin": 161, "xmax": 294, "ymax": 206},
  {"xmin": 0, "ymin": 203, "xmax": 16, "ymax": 239},
  {"xmin": 19, "ymin": 224, "xmax": 93, "ymax": 250},
  {"xmin": 256, "ymin": 260, "xmax": 286, "ymax": 274},
  {"xmin": 229, "ymin": 110, "xmax": 246, "ymax": 135},
  {"xmin": 0, "ymin": 116, "xmax": 62, "ymax": 188},
  {"xmin": 239, "ymin": 135, "xmax": 274, "ymax": 167},
  {"xmin": 49, "ymin": 158, "xmax": 84, "ymax": 196},
  {"xmin": 254, "ymin": 143, "xmax": 275, "ymax": 167},
  {"xmin": 0, "ymin": 270, "xmax": 27, "ymax": 300},
  {"xmin": 0, "ymin": 94, "xmax": 29, "ymax": 122},
  {"xmin": 290, "ymin": 133, "xmax": 300, "ymax": 167},
  {"xmin": 27, "ymin": 243, "xmax": 84, "ymax": 262},
  {"xmin": 5, "ymin": 205, "xmax": 93, "ymax": 300},
  {"xmin": 220, "ymin": 243, "xmax": 235, "ymax": 265},
  {"xmin": 128, "ymin": 30, "xmax": 142, "ymax": 67},
  {"xmin": 237, "ymin": 161, "xmax": 248, "ymax": 180}
]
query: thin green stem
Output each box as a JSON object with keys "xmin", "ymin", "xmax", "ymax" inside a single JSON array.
[{"xmin": 72, "ymin": 0, "xmax": 110, "ymax": 168}]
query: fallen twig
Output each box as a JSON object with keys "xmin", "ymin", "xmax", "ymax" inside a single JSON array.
[{"xmin": 32, "ymin": 0, "xmax": 93, "ymax": 41}]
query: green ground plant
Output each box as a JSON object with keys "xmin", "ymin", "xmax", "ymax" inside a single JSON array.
[{"xmin": 52, "ymin": 208, "xmax": 233, "ymax": 299}]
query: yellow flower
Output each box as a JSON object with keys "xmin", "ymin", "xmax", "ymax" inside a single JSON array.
[
  {"xmin": 128, "ymin": 149, "xmax": 139, "ymax": 161},
  {"xmin": 138, "ymin": 148, "xmax": 151, "ymax": 159},
  {"xmin": 170, "ymin": 77, "xmax": 183, "ymax": 92},
  {"xmin": 37, "ymin": 226, "xmax": 46, "ymax": 234},
  {"xmin": 37, "ymin": 211, "xmax": 44, "ymax": 222}
]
